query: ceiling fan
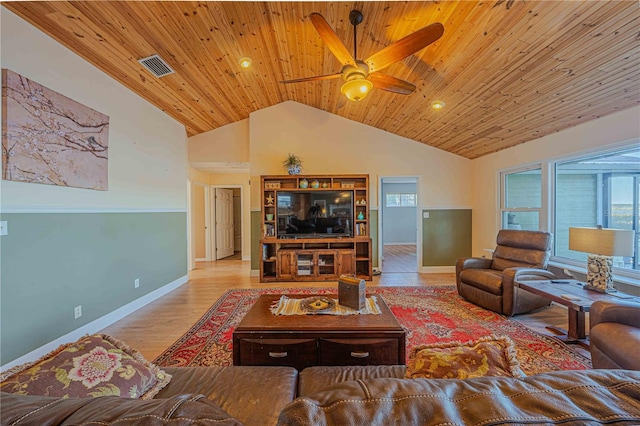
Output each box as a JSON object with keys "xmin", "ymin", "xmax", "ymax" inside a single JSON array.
[{"xmin": 280, "ymin": 10, "xmax": 444, "ymax": 102}]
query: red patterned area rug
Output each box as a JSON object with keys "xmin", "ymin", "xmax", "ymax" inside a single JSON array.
[{"xmin": 153, "ymin": 286, "xmax": 591, "ymax": 375}]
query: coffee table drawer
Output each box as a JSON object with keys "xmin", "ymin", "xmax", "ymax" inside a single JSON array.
[
  {"xmin": 237, "ymin": 338, "xmax": 317, "ymax": 369},
  {"xmin": 319, "ymin": 338, "xmax": 400, "ymax": 365}
]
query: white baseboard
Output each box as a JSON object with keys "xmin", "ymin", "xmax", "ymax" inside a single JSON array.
[
  {"xmin": 1, "ymin": 274, "xmax": 188, "ymax": 372},
  {"xmin": 250, "ymin": 269, "xmax": 259, "ymax": 277},
  {"xmin": 419, "ymin": 266, "xmax": 455, "ymax": 273}
]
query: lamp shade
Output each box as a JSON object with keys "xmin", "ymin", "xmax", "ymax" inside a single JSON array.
[
  {"xmin": 341, "ymin": 78, "xmax": 373, "ymax": 102},
  {"xmin": 569, "ymin": 227, "xmax": 635, "ymax": 257}
]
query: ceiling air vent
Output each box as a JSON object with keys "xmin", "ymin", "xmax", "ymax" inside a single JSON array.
[{"xmin": 138, "ymin": 54, "xmax": 175, "ymax": 78}]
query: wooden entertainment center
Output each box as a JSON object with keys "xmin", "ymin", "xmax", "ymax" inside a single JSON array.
[{"xmin": 260, "ymin": 174, "xmax": 372, "ymax": 282}]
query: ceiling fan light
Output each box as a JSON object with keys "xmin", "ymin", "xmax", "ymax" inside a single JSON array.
[
  {"xmin": 431, "ymin": 100, "xmax": 446, "ymax": 110},
  {"xmin": 238, "ymin": 56, "xmax": 252, "ymax": 68},
  {"xmin": 341, "ymin": 79, "xmax": 373, "ymax": 102}
]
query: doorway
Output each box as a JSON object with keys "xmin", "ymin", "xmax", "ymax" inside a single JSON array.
[
  {"xmin": 189, "ymin": 182, "xmax": 243, "ymax": 268},
  {"xmin": 211, "ymin": 185, "xmax": 244, "ymax": 261},
  {"xmin": 380, "ymin": 177, "xmax": 418, "ymax": 273}
]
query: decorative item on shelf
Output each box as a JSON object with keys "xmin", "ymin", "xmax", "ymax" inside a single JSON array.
[
  {"xmin": 357, "ymin": 211, "xmax": 365, "ymax": 220},
  {"xmin": 568, "ymin": 226, "xmax": 635, "ymax": 293},
  {"xmin": 266, "ymin": 214, "xmax": 274, "ymax": 221},
  {"xmin": 299, "ymin": 178, "xmax": 309, "ymax": 188},
  {"xmin": 265, "ymin": 195, "xmax": 274, "ymax": 205},
  {"xmin": 283, "ymin": 153, "xmax": 302, "ymax": 175},
  {"xmin": 322, "ymin": 182, "xmax": 329, "ymax": 188},
  {"xmin": 265, "ymin": 181, "xmax": 281, "ymax": 189},
  {"xmin": 360, "ymin": 199, "xmax": 366, "ymax": 205},
  {"xmin": 341, "ymin": 181, "xmax": 355, "ymax": 188},
  {"xmin": 311, "ymin": 179, "xmax": 320, "ymax": 188}
]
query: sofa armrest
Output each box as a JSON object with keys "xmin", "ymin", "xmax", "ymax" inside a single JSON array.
[
  {"xmin": 590, "ymin": 300, "xmax": 640, "ymax": 329},
  {"xmin": 0, "ymin": 392, "xmax": 242, "ymax": 426}
]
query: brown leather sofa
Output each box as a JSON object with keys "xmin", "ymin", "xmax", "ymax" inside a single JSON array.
[
  {"xmin": 3, "ymin": 365, "xmax": 640, "ymax": 425},
  {"xmin": 2, "ymin": 366, "xmax": 298, "ymax": 426},
  {"xmin": 283, "ymin": 366, "xmax": 640, "ymax": 425},
  {"xmin": 590, "ymin": 299, "xmax": 640, "ymax": 370},
  {"xmin": 456, "ymin": 229, "xmax": 556, "ymax": 315}
]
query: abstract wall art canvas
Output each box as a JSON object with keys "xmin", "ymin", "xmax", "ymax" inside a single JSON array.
[{"xmin": 2, "ymin": 69, "xmax": 109, "ymax": 190}]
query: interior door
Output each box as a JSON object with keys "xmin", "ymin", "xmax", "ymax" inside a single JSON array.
[{"xmin": 215, "ymin": 188, "xmax": 234, "ymax": 259}]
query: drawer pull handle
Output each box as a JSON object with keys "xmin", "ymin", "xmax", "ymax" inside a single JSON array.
[
  {"xmin": 351, "ymin": 351, "xmax": 370, "ymax": 358},
  {"xmin": 269, "ymin": 351, "xmax": 288, "ymax": 358}
]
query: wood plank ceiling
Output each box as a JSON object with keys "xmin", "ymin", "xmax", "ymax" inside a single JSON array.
[{"xmin": 3, "ymin": 1, "xmax": 639, "ymax": 159}]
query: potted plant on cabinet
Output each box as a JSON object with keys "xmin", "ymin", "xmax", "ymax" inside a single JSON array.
[{"xmin": 283, "ymin": 153, "xmax": 302, "ymax": 175}]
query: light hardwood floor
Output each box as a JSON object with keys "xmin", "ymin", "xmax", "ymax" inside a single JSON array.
[
  {"xmin": 382, "ymin": 244, "xmax": 417, "ymax": 273},
  {"xmin": 99, "ymin": 255, "xmax": 590, "ymax": 361}
]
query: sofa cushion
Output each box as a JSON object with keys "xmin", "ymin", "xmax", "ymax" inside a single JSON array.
[
  {"xmin": 158, "ymin": 366, "xmax": 297, "ymax": 426},
  {"xmin": 277, "ymin": 369, "xmax": 640, "ymax": 425},
  {"xmin": 406, "ymin": 335, "xmax": 525, "ymax": 379},
  {"xmin": 0, "ymin": 392, "xmax": 242, "ymax": 425},
  {"xmin": 0, "ymin": 334, "xmax": 170, "ymax": 400},
  {"xmin": 298, "ymin": 365, "xmax": 406, "ymax": 397}
]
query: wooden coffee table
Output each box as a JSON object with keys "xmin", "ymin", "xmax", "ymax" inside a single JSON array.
[
  {"xmin": 515, "ymin": 279, "xmax": 639, "ymax": 347},
  {"xmin": 232, "ymin": 294, "xmax": 406, "ymax": 370}
]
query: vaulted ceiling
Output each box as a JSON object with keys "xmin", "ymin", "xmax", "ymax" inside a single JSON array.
[{"xmin": 4, "ymin": 1, "xmax": 639, "ymax": 159}]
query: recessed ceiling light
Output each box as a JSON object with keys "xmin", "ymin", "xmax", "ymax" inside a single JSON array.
[
  {"xmin": 431, "ymin": 100, "xmax": 446, "ymax": 110},
  {"xmin": 238, "ymin": 56, "xmax": 252, "ymax": 69}
]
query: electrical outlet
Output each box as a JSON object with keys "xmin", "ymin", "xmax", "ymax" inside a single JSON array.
[
  {"xmin": 134, "ymin": 278, "xmax": 140, "ymax": 288},
  {"xmin": 74, "ymin": 305, "xmax": 82, "ymax": 319}
]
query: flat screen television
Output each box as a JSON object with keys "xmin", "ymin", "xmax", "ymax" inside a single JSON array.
[{"xmin": 276, "ymin": 190, "xmax": 353, "ymax": 238}]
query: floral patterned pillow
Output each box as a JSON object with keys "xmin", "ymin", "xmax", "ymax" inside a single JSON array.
[
  {"xmin": 406, "ymin": 335, "xmax": 526, "ymax": 379},
  {"xmin": 0, "ymin": 334, "xmax": 171, "ymax": 399}
]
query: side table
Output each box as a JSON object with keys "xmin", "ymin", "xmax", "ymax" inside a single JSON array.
[{"xmin": 515, "ymin": 279, "xmax": 639, "ymax": 347}]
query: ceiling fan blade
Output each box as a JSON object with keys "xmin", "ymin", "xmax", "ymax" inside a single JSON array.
[
  {"xmin": 368, "ymin": 73, "xmax": 416, "ymax": 95},
  {"xmin": 280, "ymin": 73, "xmax": 342, "ymax": 84},
  {"xmin": 309, "ymin": 13, "xmax": 357, "ymax": 67},
  {"xmin": 366, "ymin": 22, "xmax": 444, "ymax": 73}
]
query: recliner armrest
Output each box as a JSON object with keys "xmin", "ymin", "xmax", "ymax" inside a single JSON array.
[
  {"xmin": 590, "ymin": 300, "xmax": 640, "ymax": 329},
  {"xmin": 509, "ymin": 268, "xmax": 556, "ymax": 281},
  {"xmin": 456, "ymin": 257, "xmax": 493, "ymax": 271},
  {"xmin": 501, "ymin": 267, "xmax": 556, "ymax": 289},
  {"xmin": 502, "ymin": 268, "xmax": 556, "ymax": 316},
  {"xmin": 455, "ymin": 257, "xmax": 494, "ymax": 292}
]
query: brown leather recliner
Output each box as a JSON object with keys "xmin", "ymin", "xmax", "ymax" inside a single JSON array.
[
  {"xmin": 456, "ymin": 230, "xmax": 556, "ymax": 316},
  {"xmin": 590, "ymin": 300, "xmax": 640, "ymax": 370}
]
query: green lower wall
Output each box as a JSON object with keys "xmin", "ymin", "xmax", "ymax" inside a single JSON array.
[
  {"xmin": 0, "ymin": 212, "xmax": 187, "ymax": 364},
  {"xmin": 422, "ymin": 209, "xmax": 472, "ymax": 266}
]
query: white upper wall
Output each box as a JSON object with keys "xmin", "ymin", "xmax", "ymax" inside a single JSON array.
[
  {"xmin": 0, "ymin": 8, "xmax": 188, "ymax": 211},
  {"xmin": 248, "ymin": 101, "xmax": 473, "ymax": 210},
  {"xmin": 188, "ymin": 119, "xmax": 249, "ymax": 163},
  {"xmin": 471, "ymin": 105, "xmax": 640, "ymax": 255}
]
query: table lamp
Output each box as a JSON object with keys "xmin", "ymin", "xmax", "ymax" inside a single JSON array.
[{"xmin": 568, "ymin": 226, "xmax": 635, "ymax": 293}]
